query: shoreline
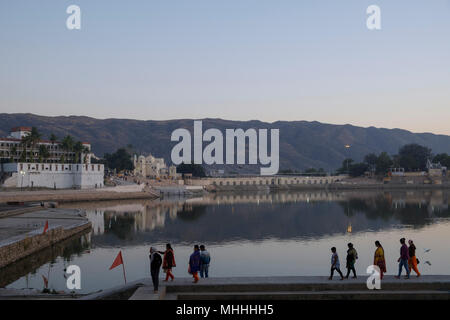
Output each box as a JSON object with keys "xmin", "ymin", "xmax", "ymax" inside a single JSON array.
[
  {"xmin": 0, "ymin": 208, "xmax": 92, "ymax": 269},
  {"xmin": 211, "ymin": 182, "xmax": 450, "ymax": 192},
  {"xmin": 0, "ymin": 189, "xmax": 159, "ymax": 204}
]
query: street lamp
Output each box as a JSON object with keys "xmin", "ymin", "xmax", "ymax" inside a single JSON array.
[{"xmin": 20, "ymin": 170, "xmax": 26, "ymax": 190}]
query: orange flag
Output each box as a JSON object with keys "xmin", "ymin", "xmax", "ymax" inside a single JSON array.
[
  {"xmin": 109, "ymin": 251, "xmax": 124, "ymax": 270},
  {"xmin": 43, "ymin": 221, "xmax": 49, "ymax": 234}
]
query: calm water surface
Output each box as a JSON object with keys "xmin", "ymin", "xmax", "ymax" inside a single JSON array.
[{"xmin": 4, "ymin": 190, "xmax": 450, "ymax": 293}]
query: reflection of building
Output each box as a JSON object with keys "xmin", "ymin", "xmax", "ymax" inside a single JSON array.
[
  {"xmin": 133, "ymin": 154, "xmax": 178, "ymax": 179},
  {"xmin": 85, "ymin": 202, "xmax": 182, "ymax": 235},
  {"xmin": 85, "ymin": 210, "xmax": 105, "ymax": 235}
]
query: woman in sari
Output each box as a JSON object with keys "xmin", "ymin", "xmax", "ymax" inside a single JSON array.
[
  {"xmin": 374, "ymin": 240, "xmax": 386, "ymax": 280},
  {"xmin": 161, "ymin": 243, "xmax": 176, "ymax": 281}
]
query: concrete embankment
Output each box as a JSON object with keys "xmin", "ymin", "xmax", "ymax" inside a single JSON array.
[
  {"xmin": 0, "ymin": 185, "xmax": 159, "ymax": 204},
  {"xmin": 0, "ymin": 208, "xmax": 91, "ymax": 269},
  {"xmin": 126, "ymin": 276, "xmax": 450, "ymax": 300}
]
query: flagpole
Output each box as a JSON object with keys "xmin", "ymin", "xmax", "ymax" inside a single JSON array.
[{"xmin": 122, "ymin": 260, "xmax": 127, "ymax": 284}]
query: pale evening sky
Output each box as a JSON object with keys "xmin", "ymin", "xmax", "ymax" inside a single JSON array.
[{"xmin": 1, "ymin": 0, "xmax": 450, "ymax": 134}]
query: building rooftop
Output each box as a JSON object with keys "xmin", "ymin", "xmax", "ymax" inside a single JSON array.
[{"xmin": 11, "ymin": 126, "xmax": 32, "ymax": 132}]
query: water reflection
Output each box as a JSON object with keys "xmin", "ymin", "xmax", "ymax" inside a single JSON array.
[
  {"xmin": 4, "ymin": 190, "xmax": 450, "ymax": 293},
  {"xmin": 73, "ymin": 190, "xmax": 450, "ymax": 246},
  {"xmin": 0, "ymin": 232, "xmax": 91, "ymax": 288}
]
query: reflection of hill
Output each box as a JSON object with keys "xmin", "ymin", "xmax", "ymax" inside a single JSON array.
[{"xmin": 85, "ymin": 190, "xmax": 450, "ymax": 246}]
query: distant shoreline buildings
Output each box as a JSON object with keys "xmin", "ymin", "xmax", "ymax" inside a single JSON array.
[
  {"xmin": 133, "ymin": 154, "xmax": 179, "ymax": 179},
  {"xmin": 0, "ymin": 127, "xmax": 104, "ymax": 189}
]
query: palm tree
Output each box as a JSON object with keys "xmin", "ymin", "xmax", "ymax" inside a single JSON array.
[
  {"xmin": 38, "ymin": 145, "xmax": 50, "ymax": 163},
  {"xmin": 20, "ymin": 134, "xmax": 32, "ymax": 162},
  {"xmin": 61, "ymin": 135, "xmax": 75, "ymax": 163},
  {"xmin": 50, "ymin": 133, "xmax": 57, "ymax": 145},
  {"xmin": 28, "ymin": 127, "xmax": 42, "ymax": 162},
  {"xmin": 73, "ymin": 141, "xmax": 84, "ymax": 164},
  {"xmin": 10, "ymin": 145, "xmax": 17, "ymax": 162}
]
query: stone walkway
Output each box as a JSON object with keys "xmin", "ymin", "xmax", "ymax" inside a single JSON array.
[{"xmin": 128, "ymin": 275, "xmax": 450, "ymax": 300}]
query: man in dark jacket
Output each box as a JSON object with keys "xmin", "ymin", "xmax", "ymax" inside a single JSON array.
[
  {"xmin": 395, "ymin": 238, "xmax": 410, "ymax": 279},
  {"xmin": 149, "ymin": 247, "xmax": 162, "ymax": 293},
  {"xmin": 189, "ymin": 245, "xmax": 201, "ymax": 283}
]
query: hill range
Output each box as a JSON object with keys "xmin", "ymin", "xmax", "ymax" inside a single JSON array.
[{"xmin": 1, "ymin": 113, "xmax": 450, "ymax": 173}]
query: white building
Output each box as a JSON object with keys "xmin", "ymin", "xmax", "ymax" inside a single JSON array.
[
  {"xmin": 133, "ymin": 154, "xmax": 178, "ymax": 179},
  {"xmin": 0, "ymin": 127, "xmax": 92, "ymax": 164},
  {"xmin": 0, "ymin": 126, "xmax": 104, "ymax": 189},
  {"xmin": 1, "ymin": 162, "xmax": 104, "ymax": 189}
]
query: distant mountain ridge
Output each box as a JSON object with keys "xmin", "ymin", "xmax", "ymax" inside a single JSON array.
[{"xmin": 1, "ymin": 113, "xmax": 450, "ymax": 172}]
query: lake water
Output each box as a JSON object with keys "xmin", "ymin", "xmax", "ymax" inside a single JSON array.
[{"xmin": 3, "ymin": 190, "xmax": 450, "ymax": 294}]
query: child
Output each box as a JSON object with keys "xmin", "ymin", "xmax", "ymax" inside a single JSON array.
[{"xmin": 329, "ymin": 247, "xmax": 344, "ymax": 280}]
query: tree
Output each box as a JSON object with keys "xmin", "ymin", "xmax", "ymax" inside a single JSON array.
[
  {"xmin": 73, "ymin": 141, "xmax": 84, "ymax": 164},
  {"xmin": 376, "ymin": 152, "xmax": 393, "ymax": 174},
  {"xmin": 176, "ymin": 163, "xmax": 206, "ymax": 177},
  {"xmin": 364, "ymin": 153, "xmax": 378, "ymax": 170},
  {"xmin": 104, "ymin": 148, "xmax": 134, "ymax": 171},
  {"xmin": 398, "ymin": 144, "xmax": 431, "ymax": 171},
  {"xmin": 50, "ymin": 133, "xmax": 57, "ymax": 145},
  {"xmin": 433, "ymin": 153, "xmax": 450, "ymax": 168},
  {"xmin": 20, "ymin": 134, "xmax": 32, "ymax": 162},
  {"xmin": 61, "ymin": 135, "xmax": 75, "ymax": 163},
  {"xmin": 38, "ymin": 145, "xmax": 50, "ymax": 163},
  {"xmin": 337, "ymin": 158, "xmax": 354, "ymax": 174},
  {"xmin": 348, "ymin": 162, "xmax": 369, "ymax": 177},
  {"xmin": 27, "ymin": 127, "xmax": 42, "ymax": 162},
  {"xmin": 10, "ymin": 145, "xmax": 17, "ymax": 162}
]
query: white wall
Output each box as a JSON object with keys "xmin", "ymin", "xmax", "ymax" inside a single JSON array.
[{"xmin": 1, "ymin": 162, "xmax": 104, "ymax": 189}]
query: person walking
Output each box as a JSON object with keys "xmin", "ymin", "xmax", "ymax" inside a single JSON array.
[
  {"xmin": 329, "ymin": 247, "xmax": 344, "ymax": 280},
  {"xmin": 345, "ymin": 243, "xmax": 358, "ymax": 279},
  {"xmin": 189, "ymin": 245, "xmax": 201, "ymax": 283},
  {"xmin": 149, "ymin": 247, "xmax": 162, "ymax": 293},
  {"xmin": 161, "ymin": 243, "xmax": 176, "ymax": 282},
  {"xmin": 374, "ymin": 241, "xmax": 386, "ymax": 280},
  {"xmin": 408, "ymin": 240, "xmax": 421, "ymax": 277},
  {"xmin": 199, "ymin": 245, "xmax": 211, "ymax": 278},
  {"xmin": 395, "ymin": 238, "xmax": 410, "ymax": 279}
]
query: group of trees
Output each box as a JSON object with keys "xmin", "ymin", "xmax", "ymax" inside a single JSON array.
[
  {"xmin": 176, "ymin": 163, "xmax": 206, "ymax": 177},
  {"xmin": 11, "ymin": 127, "xmax": 90, "ymax": 164},
  {"xmin": 279, "ymin": 168, "xmax": 327, "ymax": 176},
  {"xmin": 338, "ymin": 143, "xmax": 445, "ymax": 177},
  {"xmin": 103, "ymin": 148, "xmax": 134, "ymax": 172}
]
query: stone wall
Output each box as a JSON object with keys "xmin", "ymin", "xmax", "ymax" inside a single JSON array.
[
  {"xmin": 0, "ymin": 222, "xmax": 91, "ymax": 269},
  {"xmin": 1, "ymin": 162, "xmax": 104, "ymax": 189},
  {"xmin": 186, "ymin": 176, "xmax": 344, "ymax": 190}
]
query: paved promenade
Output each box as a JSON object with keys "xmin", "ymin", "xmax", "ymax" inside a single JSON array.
[{"xmin": 0, "ymin": 187, "xmax": 159, "ymax": 203}]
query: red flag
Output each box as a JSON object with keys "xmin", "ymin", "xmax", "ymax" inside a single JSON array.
[
  {"xmin": 109, "ymin": 251, "xmax": 124, "ymax": 270},
  {"xmin": 42, "ymin": 275, "xmax": 48, "ymax": 288},
  {"xmin": 43, "ymin": 221, "xmax": 48, "ymax": 234}
]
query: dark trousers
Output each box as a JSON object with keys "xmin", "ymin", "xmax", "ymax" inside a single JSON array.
[
  {"xmin": 330, "ymin": 267, "xmax": 344, "ymax": 279},
  {"xmin": 151, "ymin": 267, "xmax": 160, "ymax": 291},
  {"xmin": 346, "ymin": 266, "xmax": 356, "ymax": 278}
]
